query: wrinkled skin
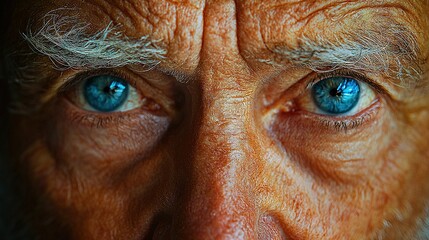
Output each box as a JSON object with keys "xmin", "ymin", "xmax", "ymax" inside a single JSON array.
[{"xmin": 3, "ymin": 0, "xmax": 429, "ymax": 239}]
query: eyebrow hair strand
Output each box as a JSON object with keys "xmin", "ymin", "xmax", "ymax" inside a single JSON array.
[{"xmin": 22, "ymin": 10, "xmax": 167, "ymax": 70}]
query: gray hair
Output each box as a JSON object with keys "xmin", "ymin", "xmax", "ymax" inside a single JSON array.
[
  {"xmin": 260, "ymin": 23, "xmax": 422, "ymax": 88},
  {"xmin": 22, "ymin": 9, "xmax": 166, "ymax": 70}
]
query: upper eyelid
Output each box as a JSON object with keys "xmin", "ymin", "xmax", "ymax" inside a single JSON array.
[
  {"xmin": 306, "ymin": 69, "xmax": 388, "ymax": 95},
  {"xmin": 57, "ymin": 69, "xmax": 137, "ymax": 94}
]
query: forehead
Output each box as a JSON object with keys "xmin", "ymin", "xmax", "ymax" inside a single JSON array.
[
  {"xmin": 13, "ymin": 0, "xmax": 429, "ymax": 73},
  {"xmin": 29, "ymin": 0, "xmax": 425, "ymax": 31}
]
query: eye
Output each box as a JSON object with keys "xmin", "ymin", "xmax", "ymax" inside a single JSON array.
[
  {"xmin": 67, "ymin": 75, "xmax": 143, "ymax": 112},
  {"xmin": 299, "ymin": 76, "xmax": 377, "ymax": 116}
]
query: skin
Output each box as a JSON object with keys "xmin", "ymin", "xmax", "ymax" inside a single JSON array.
[{"xmin": 2, "ymin": 0, "xmax": 429, "ymax": 239}]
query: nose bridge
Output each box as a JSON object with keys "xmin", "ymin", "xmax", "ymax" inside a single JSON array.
[
  {"xmin": 171, "ymin": 92, "xmax": 257, "ymax": 239},
  {"xmin": 181, "ymin": 95, "xmax": 256, "ymax": 236},
  {"xmin": 172, "ymin": 73, "xmax": 258, "ymax": 239},
  {"xmin": 174, "ymin": 19, "xmax": 260, "ymax": 240},
  {"xmin": 168, "ymin": 1, "xmax": 262, "ymax": 238}
]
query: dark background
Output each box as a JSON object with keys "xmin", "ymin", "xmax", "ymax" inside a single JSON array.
[{"xmin": 1, "ymin": 0, "xmax": 31, "ymax": 239}]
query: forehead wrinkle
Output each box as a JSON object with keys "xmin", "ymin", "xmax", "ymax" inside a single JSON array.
[
  {"xmin": 252, "ymin": 0, "xmax": 423, "ymax": 39},
  {"xmin": 89, "ymin": 0, "xmax": 205, "ymax": 74},
  {"xmin": 253, "ymin": 0, "xmax": 395, "ymax": 28},
  {"xmin": 256, "ymin": 0, "xmax": 360, "ymax": 22}
]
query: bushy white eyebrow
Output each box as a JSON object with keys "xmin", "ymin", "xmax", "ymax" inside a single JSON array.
[
  {"xmin": 261, "ymin": 23, "xmax": 422, "ymax": 86},
  {"xmin": 22, "ymin": 10, "xmax": 166, "ymax": 69}
]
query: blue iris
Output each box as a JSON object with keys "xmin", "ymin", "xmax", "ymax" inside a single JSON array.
[
  {"xmin": 311, "ymin": 77, "xmax": 360, "ymax": 114},
  {"xmin": 83, "ymin": 75, "xmax": 129, "ymax": 112}
]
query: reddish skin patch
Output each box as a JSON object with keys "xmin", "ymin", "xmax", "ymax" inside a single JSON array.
[{"xmin": 5, "ymin": 0, "xmax": 429, "ymax": 239}]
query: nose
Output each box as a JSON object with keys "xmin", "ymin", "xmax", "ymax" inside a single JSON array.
[
  {"xmin": 164, "ymin": 3, "xmax": 279, "ymax": 238},
  {"xmin": 170, "ymin": 1, "xmax": 257, "ymax": 238},
  {"xmin": 171, "ymin": 91, "xmax": 258, "ymax": 239},
  {"xmin": 164, "ymin": 74, "xmax": 286, "ymax": 239},
  {"xmin": 151, "ymin": 1, "xmax": 286, "ymax": 239}
]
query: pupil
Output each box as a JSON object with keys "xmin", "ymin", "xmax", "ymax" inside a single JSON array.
[
  {"xmin": 103, "ymin": 86, "xmax": 112, "ymax": 94},
  {"xmin": 329, "ymin": 88, "xmax": 340, "ymax": 97}
]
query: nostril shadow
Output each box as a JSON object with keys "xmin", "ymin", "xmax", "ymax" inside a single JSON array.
[{"xmin": 143, "ymin": 214, "xmax": 172, "ymax": 240}]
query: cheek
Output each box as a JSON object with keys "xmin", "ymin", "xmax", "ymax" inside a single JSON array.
[
  {"xmin": 264, "ymin": 98, "xmax": 427, "ymax": 237},
  {"xmin": 270, "ymin": 101, "xmax": 390, "ymax": 184},
  {"xmin": 16, "ymin": 99, "xmax": 177, "ymax": 238},
  {"xmin": 18, "ymin": 140, "xmax": 174, "ymax": 239},
  {"xmin": 46, "ymin": 99, "xmax": 170, "ymax": 175}
]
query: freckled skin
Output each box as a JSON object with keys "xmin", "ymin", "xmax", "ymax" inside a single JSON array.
[{"xmin": 4, "ymin": 0, "xmax": 429, "ymax": 239}]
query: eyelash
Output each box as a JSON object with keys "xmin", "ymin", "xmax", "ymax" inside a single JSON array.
[
  {"xmin": 310, "ymin": 100, "xmax": 381, "ymax": 132},
  {"xmin": 58, "ymin": 69, "xmax": 137, "ymax": 93},
  {"xmin": 64, "ymin": 97, "xmax": 141, "ymax": 128},
  {"xmin": 307, "ymin": 69, "xmax": 386, "ymax": 94}
]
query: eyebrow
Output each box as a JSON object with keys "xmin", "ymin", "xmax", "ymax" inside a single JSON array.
[
  {"xmin": 261, "ymin": 23, "xmax": 423, "ymax": 87},
  {"xmin": 22, "ymin": 11, "xmax": 167, "ymax": 70},
  {"xmin": 24, "ymin": 10, "xmax": 422, "ymax": 84}
]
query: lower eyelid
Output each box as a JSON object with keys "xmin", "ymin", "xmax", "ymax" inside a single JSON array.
[
  {"xmin": 62, "ymin": 98, "xmax": 139, "ymax": 127},
  {"xmin": 59, "ymin": 97, "xmax": 170, "ymax": 129},
  {"xmin": 303, "ymin": 98, "xmax": 381, "ymax": 132}
]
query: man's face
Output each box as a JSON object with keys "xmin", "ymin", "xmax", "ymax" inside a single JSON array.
[{"xmin": 4, "ymin": 0, "xmax": 429, "ymax": 239}]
